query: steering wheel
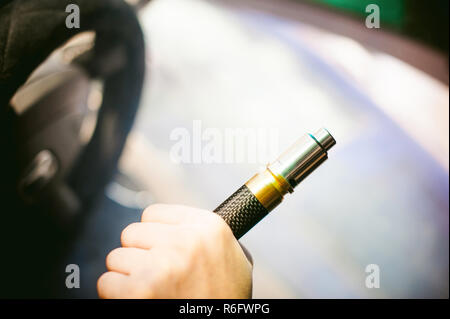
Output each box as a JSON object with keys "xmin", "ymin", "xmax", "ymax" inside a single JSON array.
[
  {"xmin": 0, "ymin": 0, "xmax": 145, "ymax": 297},
  {"xmin": 0, "ymin": 0, "xmax": 145, "ymax": 225}
]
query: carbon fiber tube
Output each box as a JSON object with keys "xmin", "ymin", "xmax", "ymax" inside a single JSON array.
[{"xmin": 214, "ymin": 128, "xmax": 336, "ymax": 239}]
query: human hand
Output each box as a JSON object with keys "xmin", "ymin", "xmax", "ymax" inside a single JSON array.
[{"xmin": 97, "ymin": 204, "xmax": 252, "ymax": 298}]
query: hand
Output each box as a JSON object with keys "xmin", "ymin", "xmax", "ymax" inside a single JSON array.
[{"xmin": 97, "ymin": 204, "xmax": 253, "ymax": 298}]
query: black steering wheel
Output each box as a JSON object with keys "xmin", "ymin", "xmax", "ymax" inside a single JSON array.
[{"xmin": 0, "ymin": 0, "xmax": 146, "ymax": 297}]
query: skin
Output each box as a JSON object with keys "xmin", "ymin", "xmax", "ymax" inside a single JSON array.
[{"xmin": 97, "ymin": 204, "xmax": 253, "ymax": 299}]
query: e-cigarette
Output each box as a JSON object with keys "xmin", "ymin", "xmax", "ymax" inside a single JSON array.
[{"xmin": 214, "ymin": 128, "xmax": 335, "ymax": 239}]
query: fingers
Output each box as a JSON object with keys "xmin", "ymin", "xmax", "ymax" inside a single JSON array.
[
  {"xmin": 106, "ymin": 247, "xmax": 148, "ymax": 275},
  {"xmin": 120, "ymin": 222, "xmax": 179, "ymax": 249},
  {"xmin": 141, "ymin": 204, "xmax": 211, "ymax": 224},
  {"xmin": 97, "ymin": 271, "xmax": 132, "ymax": 299},
  {"xmin": 98, "ymin": 203, "xmax": 253, "ymax": 299}
]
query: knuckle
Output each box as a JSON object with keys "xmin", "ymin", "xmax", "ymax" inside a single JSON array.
[
  {"xmin": 183, "ymin": 217, "xmax": 230, "ymax": 253},
  {"xmin": 181, "ymin": 247, "xmax": 198, "ymax": 273},
  {"xmin": 120, "ymin": 222, "xmax": 139, "ymax": 246},
  {"xmin": 96, "ymin": 273, "xmax": 109, "ymax": 298},
  {"xmin": 207, "ymin": 214, "xmax": 231, "ymax": 238},
  {"xmin": 177, "ymin": 229, "xmax": 203, "ymax": 259},
  {"xmin": 105, "ymin": 248, "xmax": 122, "ymax": 267},
  {"xmin": 187, "ymin": 236, "xmax": 203, "ymax": 258},
  {"xmin": 141, "ymin": 203, "xmax": 165, "ymax": 221},
  {"xmin": 97, "ymin": 272, "xmax": 106, "ymax": 288},
  {"xmin": 175, "ymin": 253, "xmax": 191, "ymax": 274}
]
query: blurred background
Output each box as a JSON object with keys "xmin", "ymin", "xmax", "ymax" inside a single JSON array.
[
  {"xmin": 63, "ymin": 0, "xmax": 448, "ymax": 298},
  {"xmin": 2, "ymin": 0, "xmax": 447, "ymax": 298}
]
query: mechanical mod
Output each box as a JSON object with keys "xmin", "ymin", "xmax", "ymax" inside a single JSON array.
[{"xmin": 214, "ymin": 128, "xmax": 336, "ymax": 239}]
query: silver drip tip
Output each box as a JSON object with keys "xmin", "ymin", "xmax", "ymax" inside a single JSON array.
[
  {"xmin": 267, "ymin": 128, "xmax": 336, "ymax": 189},
  {"xmin": 313, "ymin": 128, "xmax": 336, "ymax": 152}
]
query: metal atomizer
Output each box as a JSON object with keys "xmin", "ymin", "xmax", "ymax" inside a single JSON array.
[{"xmin": 214, "ymin": 128, "xmax": 336, "ymax": 239}]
